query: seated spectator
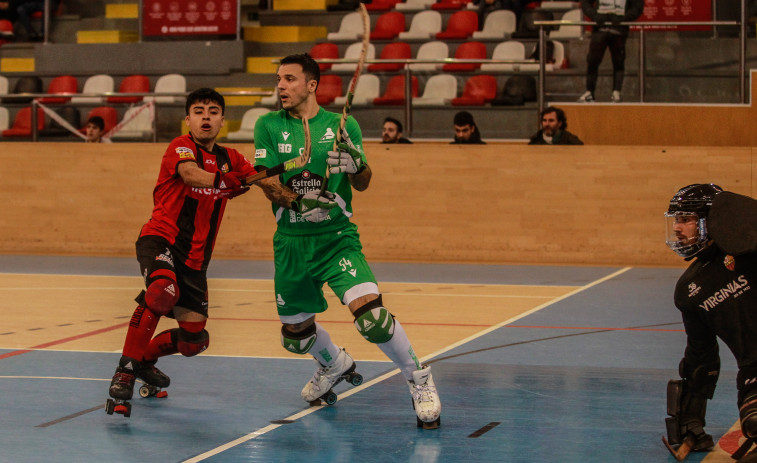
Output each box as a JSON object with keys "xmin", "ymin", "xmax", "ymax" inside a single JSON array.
[
  {"xmin": 85, "ymin": 116, "xmax": 112, "ymax": 143},
  {"xmin": 381, "ymin": 117, "xmax": 412, "ymax": 144},
  {"xmin": 472, "ymin": 0, "xmax": 525, "ymax": 28},
  {"xmin": 528, "ymin": 106, "xmax": 584, "ymax": 145},
  {"xmin": 451, "ymin": 111, "xmax": 485, "ymax": 144}
]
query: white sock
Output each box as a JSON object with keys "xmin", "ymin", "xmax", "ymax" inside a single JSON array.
[
  {"xmin": 310, "ymin": 322, "xmax": 341, "ymax": 366},
  {"xmin": 377, "ymin": 319, "xmax": 421, "ymax": 381}
]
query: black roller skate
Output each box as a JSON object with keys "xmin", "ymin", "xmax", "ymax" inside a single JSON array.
[
  {"xmin": 105, "ymin": 359, "xmax": 137, "ymax": 417},
  {"xmin": 137, "ymin": 360, "xmax": 170, "ymax": 399}
]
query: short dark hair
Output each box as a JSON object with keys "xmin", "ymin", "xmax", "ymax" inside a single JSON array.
[
  {"xmin": 541, "ymin": 106, "xmax": 567, "ymax": 130},
  {"xmin": 86, "ymin": 116, "xmax": 104, "ymax": 131},
  {"xmin": 454, "ymin": 111, "xmax": 475, "ymax": 127},
  {"xmin": 185, "ymin": 87, "xmax": 225, "ymax": 116},
  {"xmin": 383, "ymin": 116, "xmax": 403, "ymax": 133},
  {"xmin": 280, "ymin": 53, "xmax": 321, "ymax": 87}
]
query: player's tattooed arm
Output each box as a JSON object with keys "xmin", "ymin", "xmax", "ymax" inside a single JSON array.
[{"xmin": 258, "ymin": 176, "xmax": 299, "ymax": 209}]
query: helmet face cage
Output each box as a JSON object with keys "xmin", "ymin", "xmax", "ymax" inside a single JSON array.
[
  {"xmin": 664, "ymin": 183, "xmax": 722, "ymax": 258},
  {"xmin": 664, "ymin": 212, "xmax": 708, "ymax": 258}
]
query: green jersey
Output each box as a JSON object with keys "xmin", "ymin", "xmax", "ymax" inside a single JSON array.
[{"xmin": 253, "ymin": 108, "xmax": 366, "ymax": 235}]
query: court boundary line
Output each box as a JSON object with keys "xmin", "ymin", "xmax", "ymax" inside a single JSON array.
[{"xmin": 181, "ymin": 266, "xmax": 633, "ymax": 463}]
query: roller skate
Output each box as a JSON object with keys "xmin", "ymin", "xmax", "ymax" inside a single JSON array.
[
  {"xmin": 105, "ymin": 358, "xmax": 137, "ymax": 417},
  {"xmin": 409, "ymin": 365, "xmax": 441, "ymax": 429},
  {"xmin": 301, "ymin": 348, "xmax": 363, "ymax": 406},
  {"xmin": 137, "ymin": 360, "xmax": 170, "ymax": 399}
]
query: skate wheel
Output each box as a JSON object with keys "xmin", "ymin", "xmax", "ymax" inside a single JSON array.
[
  {"xmin": 348, "ymin": 372, "xmax": 363, "ymax": 386},
  {"xmin": 139, "ymin": 385, "xmax": 152, "ymax": 398},
  {"xmin": 323, "ymin": 391, "xmax": 338, "ymax": 406},
  {"xmin": 105, "ymin": 399, "xmax": 115, "ymax": 415}
]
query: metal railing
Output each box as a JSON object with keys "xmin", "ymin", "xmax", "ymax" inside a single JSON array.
[
  {"xmin": 534, "ymin": 18, "xmax": 745, "ymax": 113},
  {"xmin": 7, "ymin": 90, "xmax": 272, "ymax": 142}
]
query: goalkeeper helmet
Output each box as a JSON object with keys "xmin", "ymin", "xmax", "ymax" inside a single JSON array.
[{"xmin": 664, "ymin": 183, "xmax": 723, "ymax": 258}]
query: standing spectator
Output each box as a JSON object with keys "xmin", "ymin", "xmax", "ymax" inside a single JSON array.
[
  {"xmin": 451, "ymin": 111, "xmax": 485, "ymax": 144},
  {"xmin": 578, "ymin": 0, "xmax": 644, "ymax": 103},
  {"xmin": 381, "ymin": 117, "xmax": 412, "ymax": 144},
  {"xmin": 15, "ymin": 0, "xmax": 60, "ymax": 41},
  {"xmin": 528, "ymin": 106, "xmax": 584, "ymax": 145}
]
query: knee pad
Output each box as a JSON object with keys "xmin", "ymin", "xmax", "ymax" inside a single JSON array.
[
  {"xmin": 142, "ymin": 269, "xmax": 179, "ymax": 316},
  {"xmin": 353, "ymin": 295, "xmax": 395, "ymax": 344},
  {"xmin": 176, "ymin": 320, "xmax": 209, "ymax": 357},
  {"xmin": 281, "ymin": 323, "xmax": 317, "ymax": 355}
]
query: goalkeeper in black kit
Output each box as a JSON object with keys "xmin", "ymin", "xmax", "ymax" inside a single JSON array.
[{"xmin": 663, "ymin": 183, "xmax": 757, "ymax": 460}]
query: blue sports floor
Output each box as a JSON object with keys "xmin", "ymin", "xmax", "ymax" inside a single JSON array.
[{"xmin": 0, "ymin": 256, "xmax": 745, "ymax": 463}]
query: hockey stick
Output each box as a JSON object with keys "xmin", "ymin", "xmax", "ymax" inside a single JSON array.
[
  {"xmin": 662, "ymin": 435, "xmax": 694, "ymax": 462},
  {"xmin": 244, "ymin": 116, "xmax": 311, "ymax": 185},
  {"xmin": 320, "ymin": 1, "xmax": 370, "ymax": 194}
]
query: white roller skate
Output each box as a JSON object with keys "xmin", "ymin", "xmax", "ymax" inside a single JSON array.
[
  {"xmin": 409, "ymin": 365, "xmax": 441, "ymax": 429},
  {"xmin": 301, "ymin": 348, "xmax": 363, "ymax": 406}
]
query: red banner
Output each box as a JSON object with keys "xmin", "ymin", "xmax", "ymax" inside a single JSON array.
[
  {"xmin": 142, "ymin": 0, "xmax": 238, "ymax": 37},
  {"xmin": 634, "ymin": 0, "xmax": 713, "ymax": 31}
]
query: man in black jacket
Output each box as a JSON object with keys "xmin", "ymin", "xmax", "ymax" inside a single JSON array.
[
  {"xmin": 528, "ymin": 106, "xmax": 583, "ymax": 145},
  {"xmin": 578, "ymin": 0, "xmax": 644, "ymax": 103},
  {"xmin": 663, "ymin": 184, "xmax": 757, "ymax": 458}
]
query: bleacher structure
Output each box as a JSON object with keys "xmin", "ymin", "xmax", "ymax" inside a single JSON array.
[{"xmin": 0, "ymin": 0, "xmax": 749, "ymax": 141}]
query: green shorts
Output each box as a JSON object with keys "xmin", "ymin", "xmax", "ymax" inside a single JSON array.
[{"xmin": 273, "ymin": 224, "xmax": 378, "ymax": 321}]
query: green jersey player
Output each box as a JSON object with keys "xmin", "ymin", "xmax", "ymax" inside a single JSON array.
[{"xmin": 253, "ymin": 53, "xmax": 441, "ymax": 428}]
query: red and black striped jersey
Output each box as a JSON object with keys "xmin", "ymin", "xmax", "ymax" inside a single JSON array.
[{"xmin": 140, "ymin": 134, "xmax": 256, "ymax": 271}]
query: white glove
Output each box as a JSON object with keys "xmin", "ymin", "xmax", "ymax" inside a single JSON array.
[
  {"xmin": 293, "ymin": 190, "xmax": 337, "ymax": 223},
  {"xmin": 327, "ymin": 129, "xmax": 364, "ymax": 175}
]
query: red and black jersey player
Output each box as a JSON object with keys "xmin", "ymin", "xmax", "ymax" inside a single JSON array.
[{"xmin": 107, "ymin": 88, "xmax": 257, "ymax": 412}]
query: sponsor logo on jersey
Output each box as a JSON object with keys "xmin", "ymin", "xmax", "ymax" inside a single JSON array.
[
  {"xmin": 276, "ymin": 294, "xmax": 285, "ymax": 306},
  {"xmin": 255, "ymin": 149, "xmax": 266, "ymax": 159},
  {"xmin": 155, "ymin": 251, "xmax": 174, "ymax": 266},
  {"xmin": 176, "ymin": 146, "xmax": 195, "ymax": 160},
  {"xmin": 688, "ymin": 282, "xmax": 701, "ymax": 297},
  {"xmin": 724, "ymin": 255, "xmax": 736, "ymax": 271},
  {"xmin": 319, "ymin": 128, "xmax": 336, "ymax": 142},
  {"xmin": 282, "ymin": 131, "xmax": 291, "ymax": 141},
  {"xmin": 205, "ymin": 159, "xmax": 216, "ymax": 166},
  {"xmin": 287, "ymin": 172, "xmax": 323, "ymax": 195},
  {"xmin": 698, "ymin": 275, "xmax": 751, "ymax": 311}
]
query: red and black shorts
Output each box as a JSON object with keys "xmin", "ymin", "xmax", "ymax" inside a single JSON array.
[{"xmin": 135, "ymin": 235, "xmax": 209, "ymax": 317}]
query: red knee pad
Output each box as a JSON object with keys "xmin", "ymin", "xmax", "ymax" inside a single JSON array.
[
  {"xmin": 145, "ymin": 270, "xmax": 179, "ymax": 316},
  {"xmin": 176, "ymin": 320, "xmax": 209, "ymax": 357}
]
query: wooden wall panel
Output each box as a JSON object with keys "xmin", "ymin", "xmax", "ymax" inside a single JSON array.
[{"xmin": 0, "ymin": 142, "xmax": 753, "ymax": 267}]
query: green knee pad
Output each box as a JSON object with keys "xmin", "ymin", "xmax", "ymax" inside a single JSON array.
[
  {"xmin": 281, "ymin": 324, "xmax": 317, "ymax": 354},
  {"xmin": 354, "ymin": 302, "xmax": 395, "ymax": 344}
]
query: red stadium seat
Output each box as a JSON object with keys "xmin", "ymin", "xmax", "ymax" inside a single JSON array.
[
  {"xmin": 108, "ymin": 74, "xmax": 150, "ymax": 104},
  {"xmin": 0, "ymin": 19, "xmax": 13, "ymax": 45},
  {"xmin": 83, "ymin": 106, "xmax": 118, "ymax": 133},
  {"xmin": 451, "ymin": 75, "xmax": 498, "ymax": 106},
  {"xmin": 2, "ymin": 107, "xmax": 45, "ymax": 137},
  {"xmin": 370, "ymin": 11, "xmax": 406, "ymax": 40},
  {"xmin": 368, "ymin": 42, "xmax": 412, "ymax": 72},
  {"xmin": 38, "ymin": 75, "xmax": 77, "ymax": 104},
  {"xmin": 366, "ymin": 0, "xmax": 403, "ymax": 11},
  {"xmin": 435, "ymin": 10, "xmax": 478, "ymax": 40},
  {"xmin": 309, "ymin": 43, "xmax": 339, "ymax": 71},
  {"xmin": 442, "ymin": 41, "xmax": 487, "ymax": 72},
  {"xmin": 431, "ymin": 0, "xmax": 471, "ymax": 11},
  {"xmin": 31, "ymin": 0, "xmax": 64, "ymax": 18},
  {"xmin": 316, "ymin": 75, "xmax": 343, "ymax": 106},
  {"xmin": 373, "ymin": 75, "xmax": 419, "ymax": 106}
]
